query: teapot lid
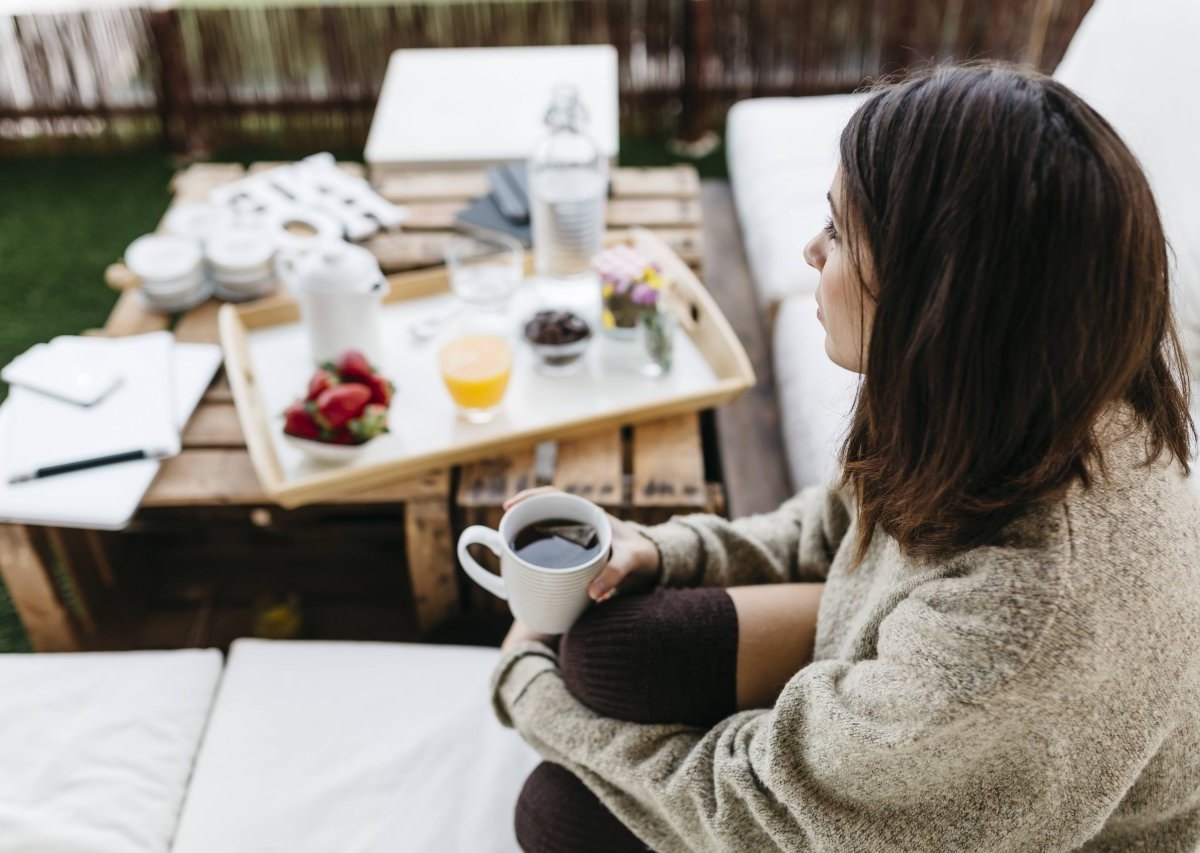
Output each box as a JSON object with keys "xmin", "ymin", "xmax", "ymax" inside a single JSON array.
[{"xmin": 292, "ymin": 241, "xmax": 382, "ymax": 294}]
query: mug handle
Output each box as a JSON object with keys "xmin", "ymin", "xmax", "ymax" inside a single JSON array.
[{"xmin": 457, "ymin": 525, "xmax": 507, "ymax": 600}]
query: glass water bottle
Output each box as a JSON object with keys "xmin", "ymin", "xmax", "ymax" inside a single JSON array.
[{"xmin": 528, "ymin": 84, "xmax": 608, "ymax": 320}]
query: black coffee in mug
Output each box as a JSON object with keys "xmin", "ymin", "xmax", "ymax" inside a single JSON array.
[{"xmin": 511, "ymin": 517, "xmax": 602, "ymax": 569}]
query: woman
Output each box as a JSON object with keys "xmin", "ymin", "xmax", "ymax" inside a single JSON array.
[{"xmin": 491, "ymin": 62, "xmax": 1200, "ymax": 852}]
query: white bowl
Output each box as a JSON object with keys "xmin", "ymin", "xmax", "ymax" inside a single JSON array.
[
  {"xmin": 210, "ymin": 265, "xmax": 274, "ymax": 285},
  {"xmin": 213, "ymin": 280, "xmax": 279, "ymax": 303},
  {"xmin": 138, "ymin": 278, "xmax": 214, "ymax": 314},
  {"xmin": 282, "ymin": 432, "xmax": 374, "ymax": 463},
  {"xmin": 126, "ymin": 233, "xmax": 203, "ymax": 281},
  {"xmin": 206, "ymin": 226, "xmax": 277, "ymax": 273},
  {"xmin": 140, "ymin": 268, "xmax": 209, "ymax": 297},
  {"xmin": 163, "ymin": 202, "xmax": 236, "ymax": 243}
]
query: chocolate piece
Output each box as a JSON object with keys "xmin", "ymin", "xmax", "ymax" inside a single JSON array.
[{"xmin": 524, "ymin": 310, "xmax": 591, "ymax": 346}]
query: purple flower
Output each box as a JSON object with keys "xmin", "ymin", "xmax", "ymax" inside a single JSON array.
[{"xmin": 630, "ymin": 282, "xmax": 659, "ymax": 306}]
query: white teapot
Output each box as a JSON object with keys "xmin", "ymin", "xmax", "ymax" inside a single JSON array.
[{"xmin": 277, "ymin": 241, "xmax": 390, "ymax": 367}]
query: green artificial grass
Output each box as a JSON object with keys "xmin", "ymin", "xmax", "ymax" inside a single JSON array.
[
  {"xmin": 0, "ymin": 151, "xmax": 176, "ymax": 653},
  {"xmin": 0, "ymin": 152, "xmax": 176, "ymax": 394},
  {"xmin": 0, "ymin": 135, "xmax": 726, "ymax": 653}
]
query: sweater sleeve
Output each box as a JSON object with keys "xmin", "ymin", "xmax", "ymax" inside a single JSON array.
[
  {"xmin": 489, "ymin": 542, "xmax": 1158, "ymax": 852},
  {"xmin": 625, "ymin": 483, "xmax": 853, "ymax": 587}
]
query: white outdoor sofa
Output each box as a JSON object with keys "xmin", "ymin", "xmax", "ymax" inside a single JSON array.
[
  {"xmin": 0, "ymin": 641, "xmax": 539, "ymax": 853},
  {"xmin": 725, "ymin": 0, "xmax": 1200, "ymax": 494}
]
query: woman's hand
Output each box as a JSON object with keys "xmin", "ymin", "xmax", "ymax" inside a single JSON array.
[
  {"xmin": 500, "ymin": 618, "xmax": 558, "ymax": 654},
  {"xmin": 503, "ymin": 486, "xmax": 663, "ymax": 602}
]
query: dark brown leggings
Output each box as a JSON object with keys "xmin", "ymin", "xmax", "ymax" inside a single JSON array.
[{"xmin": 514, "ymin": 586, "xmax": 739, "ymax": 853}]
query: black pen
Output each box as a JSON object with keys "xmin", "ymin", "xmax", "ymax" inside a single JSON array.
[{"xmin": 7, "ymin": 447, "xmax": 174, "ymax": 485}]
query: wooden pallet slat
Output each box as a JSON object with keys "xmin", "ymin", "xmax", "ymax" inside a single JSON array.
[
  {"xmin": 456, "ymin": 447, "xmax": 540, "ymax": 509},
  {"xmin": 607, "ymin": 198, "xmax": 702, "ymax": 228},
  {"xmin": 405, "ymin": 497, "xmax": 459, "ymax": 634},
  {"xmin": 552, "ymin": 430, "xmax": 624, "ymax": 507},
  {"xmin": 631, "ymin": 415, "xmax": 708, "ymax": 509},
  {"xmin": 398, "ymin": 197, "xmax": 702, "ymax": 232},
  {"xmin": 173, "ymin": 299, "xmax": 223, "ymax": 344},
  {"xmin": 0, "ymin": 525, "xmax": 80, "ymax": 652},
  {"xmin": 146, "ymin": 450, "xmax": 447, "ymax": 507},
  {"xmin": 170, "ymin": 163, "xmax": 247, "ymax": 202},
  {"xmin": 361, "ymin": 231, "xmax": 458, "ymax": 272},
  {"xmin": 103, "ymin": 289, "xmax": 170, "ymax": 337},
  {"xmin": 202, "ymin": 371, "xmax": 234, "ymax": 403},
  {"xmin": 181, "ymin": 403, "xmax": 245, "ymax": 448},
  {"xmin": 375, "ymin": 171, "xmax": 490, "ymax": 202},
  {"xmin": 375, "ymin": 166, "xmax": 701, "ymax": 205},
  {"xmin": 609, "ymin": 165, "xmax": 702, "ymax": 199}
]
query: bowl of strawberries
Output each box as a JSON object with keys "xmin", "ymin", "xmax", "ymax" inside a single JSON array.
[{"xmin": 282, "ymin": 350, "xmax": 394, "ymax": 462}]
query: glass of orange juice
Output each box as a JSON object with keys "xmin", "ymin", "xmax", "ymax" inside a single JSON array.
[{"xmin": 439, "ymin": 333, "xmax": 513, "ymax": 423}]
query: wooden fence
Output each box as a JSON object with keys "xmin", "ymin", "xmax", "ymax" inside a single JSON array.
[{"xmin": 0, "ymin": 0, "xmax": 1095, "ymax": 157}]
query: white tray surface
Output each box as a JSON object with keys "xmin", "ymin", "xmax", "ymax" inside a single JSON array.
[{"xmin": 248, "ymin": 280, "xmax": 719, "ymax": 481}]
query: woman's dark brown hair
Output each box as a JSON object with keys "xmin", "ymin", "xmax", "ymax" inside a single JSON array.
[{"xmin": 836, "ymin": 61, "xmax": 1195, "ymax": 564}]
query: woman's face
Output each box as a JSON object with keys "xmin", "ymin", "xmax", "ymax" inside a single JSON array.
[{"xmin": 803, "ymin": 169, "xmax": 872, "ymax": 373}]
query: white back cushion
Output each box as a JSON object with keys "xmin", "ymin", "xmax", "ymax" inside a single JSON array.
[
  {"xmin": 0, "ymin": 649, "xmax": 223, "ymax": 853},
  {"xmin": 1054, "ymin": 0, "xmax": 1200, "ymax": 371},
  {"xmin": 172, "ymin": 639, "xmax": 541, "ymax": 853},
  {"xmin": 726, "ymin": 94, "xmax": 869, "ymax": 308}
]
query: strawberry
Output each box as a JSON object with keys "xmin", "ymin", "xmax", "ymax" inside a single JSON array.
[
  {"xmin": 335, "ymin": 350, "xmax": 375, "ymax": 383},
  {"xmin": 283, "ymin": 400, "xmax": 321, "ymax": 440},
  {"xmin": 362, "ymin": 372, "xmax": 394, "ymax": 407},
  {"xmin": 328, "ymin": 427, "xmax": 359, "ymax": 445},
  {"xmin": 315, "ymin": 383, "xmax": 371, "ymax": 429},
  {"xmin": 348, "ymin": 403, "xmax": 389, "ymax": 443},
  {"xmin": 307, "ymin": 368, "xmax": 340, "ymax": 401}
]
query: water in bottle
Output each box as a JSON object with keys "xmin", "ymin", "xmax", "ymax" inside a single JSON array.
[{"xmin": 528, "ymin": 84, "xmax": 608, "ymax": 320}]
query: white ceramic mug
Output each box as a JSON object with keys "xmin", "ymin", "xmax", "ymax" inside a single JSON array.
[{"xmin": 457, "ymin": 492, "xmax": 613, "ymax": 634}]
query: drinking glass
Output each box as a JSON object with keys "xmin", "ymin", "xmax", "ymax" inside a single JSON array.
[{"xmin": 444, "ymin": 231, "xmax": 524, "ymax": 312}]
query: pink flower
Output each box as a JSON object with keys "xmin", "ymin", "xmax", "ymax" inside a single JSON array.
[{"xmin": 630, "ymin": 282, "xmax": 659, "ymax": 306}]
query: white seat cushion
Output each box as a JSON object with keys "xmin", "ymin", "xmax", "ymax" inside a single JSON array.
[
  {"xmin": 171, "ymin": 639, "xmax": 541, "ymax": 853},
  {"xmin": 772, "ymin": 294, "xmax": 860, "ymax": 490},
  {"xmin": 0, "ymin": 649, "xmax": 223, "ymax": 853},
  {"xmin": 726, "ymin": 94, "xmax": 868, "ymax": 309}
]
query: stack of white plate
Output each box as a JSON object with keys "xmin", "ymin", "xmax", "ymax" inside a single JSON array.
[
  {"xmin": 162, "ymin": 202, "xmax": 236, "ymax": 246},
  {"xmin": 205, "ymin": 225, "xmax": 280, "ymax": 302},
  {"xmin": 124, "ymin": 234, "xmax": 212, "ymax": 313}
]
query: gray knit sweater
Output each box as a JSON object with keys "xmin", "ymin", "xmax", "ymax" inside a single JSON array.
[{"xmin": 490, "ymin": 403, "xmax": 1200, "ymax": 852}]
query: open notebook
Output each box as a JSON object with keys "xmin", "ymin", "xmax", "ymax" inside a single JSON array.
[{"xmin": 0, "ymin": 332, "xmax": 222, "ymax": 530}]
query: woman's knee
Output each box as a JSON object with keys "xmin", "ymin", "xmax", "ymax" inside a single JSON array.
[
  {"xmin": 515, "ymin": 761, "xmax": 650, "ymax": 853},
  {"xmin": 558, "ymin": 586, "xmax": 738, "ymax": 725}
]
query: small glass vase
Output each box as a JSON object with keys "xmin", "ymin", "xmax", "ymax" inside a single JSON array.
[{"xmin": 639, "ymin": 304, "xmax": 677, "ymax": 377}]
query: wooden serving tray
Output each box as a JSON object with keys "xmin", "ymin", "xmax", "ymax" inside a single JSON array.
[{"xmin": 219, "ymin": 228, "xmax": 755, "ymax": 507}]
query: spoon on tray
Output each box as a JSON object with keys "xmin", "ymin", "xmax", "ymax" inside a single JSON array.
[{"xmin": 408, "ymin": 303, "xmax": 464, "ymax": 343}]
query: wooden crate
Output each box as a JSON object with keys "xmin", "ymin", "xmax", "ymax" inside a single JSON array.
[
  {"xmin": 455, "ymin": 420, "xmax": 725, "ymax": 616},
  {"xmin": 0, "ymin": 160, "xmax": 723, "ymax": 652}
]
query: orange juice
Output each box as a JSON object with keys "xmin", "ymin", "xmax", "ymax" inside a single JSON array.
[{"xmin": 439, "ymin": 334, "xmax": 513, "ymax": 417}]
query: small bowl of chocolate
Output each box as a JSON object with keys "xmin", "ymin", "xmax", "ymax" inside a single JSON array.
[{"xmin": 523, "ymin": 309, "xmax": 592, "ymax": 376}]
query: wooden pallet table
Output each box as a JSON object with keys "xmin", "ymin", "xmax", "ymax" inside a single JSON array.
[{"xmin": 1, "ymin": 161, "xmax": 723, "ymax": 651}]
